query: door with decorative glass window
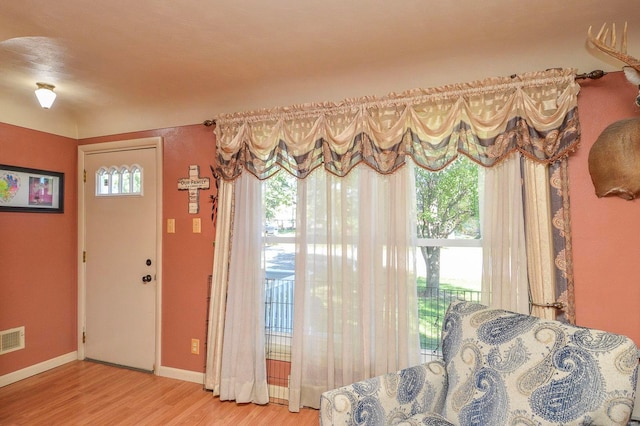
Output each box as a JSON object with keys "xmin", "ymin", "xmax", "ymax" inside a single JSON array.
[{"xmin": 83, "ymin": 144, "xmax": 157, "ymax": 371}]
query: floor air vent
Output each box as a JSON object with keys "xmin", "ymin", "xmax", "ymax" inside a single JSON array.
[{"xmin": 0, "ymin": 326, "xmax": 25, "ymax": 355}]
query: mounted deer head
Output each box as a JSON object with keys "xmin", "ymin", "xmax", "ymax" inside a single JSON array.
[
  {"xmin": 587, "ymin": 23, "xmax": 640, "ymax": 200},
  {"xmin": 588, "ymin": 117, "xmax": 640, "ymax": 200},
  {"xmin": 588, "ymin": 22, "xmax": 640, "ymax": 106}
]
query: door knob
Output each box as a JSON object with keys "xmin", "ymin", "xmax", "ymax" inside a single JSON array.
[{"xmin": 142, "ymin": 274, "xmax": 152, "ymax": 283}]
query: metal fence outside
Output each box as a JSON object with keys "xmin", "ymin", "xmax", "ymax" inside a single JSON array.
[
  {"xmin": 263, "ymin": 279, "xmax": 483, "ymax": 400},
  {"xmin": 265, "ymin": 279, "xmax": 294, "ymax": 404},
  {"xmin": 265, "ymin": 278, "xmax": 294, "ymax": 334},
  {"xmin": 418, "ymin": 286, "xmax": 482, "ymax": 361}
]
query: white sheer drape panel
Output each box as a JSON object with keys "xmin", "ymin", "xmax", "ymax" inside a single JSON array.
[
  {"xmin": 481, "ymin": 155, "xmax": 529, "ymax": 314},
  {"xmin": 218, "ymin": 174, "xmax": 269, "ymax": 405},
  {"xmin": 523, "ymin": 160, "xmax": 557, "ymax": 320},
  {"xmin": 288, "ymin": 165, "xmax": 420, "ymax": 411},
  {"xmin": 205, "ymin": 179, "xmax": 234, "ymax": 394}
]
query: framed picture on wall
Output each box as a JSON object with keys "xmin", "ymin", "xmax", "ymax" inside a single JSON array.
[{"xmin": 0, "ymin": 164, "xmax": 64, "ymax": 213}]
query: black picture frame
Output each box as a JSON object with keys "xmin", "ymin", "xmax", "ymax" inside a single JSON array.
[{"xmin": 0, "ymin": 164, "xmax": 64, "ymax": 213}]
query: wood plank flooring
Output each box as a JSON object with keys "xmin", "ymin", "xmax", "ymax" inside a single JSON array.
[{"xmin": 0, "ymin": 361, "xmax": 319, "ymax": 425}]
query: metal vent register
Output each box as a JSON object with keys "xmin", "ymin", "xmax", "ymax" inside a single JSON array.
[{"xmin": 0, "ymin": 326, "xmax": 25, "ymax": 355}]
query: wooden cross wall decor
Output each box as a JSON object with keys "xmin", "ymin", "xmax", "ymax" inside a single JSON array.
[{"xmin": 178, "ymin": 165, "xmax": 210, "ymax": 214}]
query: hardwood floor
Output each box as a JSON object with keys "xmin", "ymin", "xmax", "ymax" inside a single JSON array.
[{"xmin": 0, "ymin": 361, "xmax": 319, "ymax": 425}]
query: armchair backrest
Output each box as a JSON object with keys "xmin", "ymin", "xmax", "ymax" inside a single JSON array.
[{"xmin": 441, "ymin": 301, "xmax": 638, "ymax": 425}]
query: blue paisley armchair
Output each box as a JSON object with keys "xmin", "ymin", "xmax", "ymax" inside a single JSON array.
[{"xmin": 320, "ymin": 300, "xmax": 638, "ymax": 425}]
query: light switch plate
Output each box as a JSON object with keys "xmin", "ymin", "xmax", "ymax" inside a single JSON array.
[
  {"xmin": 192, "ymin": 218, "xmax": 201, "ymax": 233},
  {"xmin": 167, "ymin": 218, "xmax": 175, "ymax": 233}
]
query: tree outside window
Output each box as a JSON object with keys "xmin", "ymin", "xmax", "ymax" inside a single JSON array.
[{"xmin": 415, "ymin": 157, "xmax": 480, "ymax": 288}]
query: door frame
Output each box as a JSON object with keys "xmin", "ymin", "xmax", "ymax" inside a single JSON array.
[{"xmin": 77, "ymin": 137, "xmax": 163, "ymax": 373}]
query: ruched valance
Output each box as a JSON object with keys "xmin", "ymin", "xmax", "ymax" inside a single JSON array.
[{"xmin": 214, "ymin": 68, "xmax": 580, "ymax": 180}]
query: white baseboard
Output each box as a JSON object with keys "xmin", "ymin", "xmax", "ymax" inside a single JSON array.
[
  {"xmin": 0, "ymin": 354, "xmax": 206, "ymax": 388},
  {"xmin": 0, "ymin": 351, "xmax": 78, "ymax": 388},
  {"xmin": 157, "ymin": 365, "xmax": 204, "ymax": 384}
]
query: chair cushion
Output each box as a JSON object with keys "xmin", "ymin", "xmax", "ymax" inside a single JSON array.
[{"xmin": 441, "ymin": 301, "xmax": 638, "ymax": 425}]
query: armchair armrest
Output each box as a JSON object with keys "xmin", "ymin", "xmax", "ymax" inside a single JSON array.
[{"xmin": 320, "ymin": 360, "xmax": 447, "ymax": 425}]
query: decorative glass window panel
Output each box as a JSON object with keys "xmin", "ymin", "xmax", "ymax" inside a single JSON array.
[
  {"xmin": 132, "ymin": 167, "xmax": 142, "ymax": 194},
  {"xmin": 110, "ymin": 168, "xmax": 120, "ymax": 194},
  {"xmin": 97, "ymin": 168, "xmax": 110, "ymax": 195},
  {"xmin": 121, "ymin": 167, "xmax": 131, "ymax": 193}
]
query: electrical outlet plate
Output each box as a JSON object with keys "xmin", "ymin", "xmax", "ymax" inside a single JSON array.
[{"xmin": 191, "ymin": 338, "xmax": 199, "ymax": 355}]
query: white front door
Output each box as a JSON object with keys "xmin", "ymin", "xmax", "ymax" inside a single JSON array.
[{"xmin": 81, "ymin": 141, "xmax": 159, "ymax": 371}]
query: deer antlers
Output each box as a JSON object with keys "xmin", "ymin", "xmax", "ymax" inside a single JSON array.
[{"xmin": 588, "ymin": 22, "xmax": 640, "ymax": 73}]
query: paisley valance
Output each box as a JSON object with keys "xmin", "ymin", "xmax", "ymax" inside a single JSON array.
[{"xmin": 214, "ymin": 68, "xmax": 580, "ymax": 180}]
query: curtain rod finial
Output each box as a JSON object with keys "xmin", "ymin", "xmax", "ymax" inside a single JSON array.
[
  {"xmin": 575, "ymin": 70, "xmax": 607, "ymax": 80},
  {"xmin": 203, "ymin": 119, "xmax": 217, "ymax": 127}
]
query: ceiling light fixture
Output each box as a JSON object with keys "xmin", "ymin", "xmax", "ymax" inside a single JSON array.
[{"xmin": 35, "ymin": 83, "xmax": 57, "ymax": 109}]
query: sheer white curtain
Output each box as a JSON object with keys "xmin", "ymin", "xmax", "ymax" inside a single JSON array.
[
  {"xmin": 481, "ymin": 155, "xmax": 559, "ymax": 317},
  {"xmin": 481, "ymin": 155, "xmax": 529, "ymax": 314},
  {"xmin": 288, "ymin": 165, "xmax": 420, "ymax": 411},
  {"xmin": 205, "ymin": 179, "xmax": 234, "ymax": 394},
  {"xmin": 218, "ymin": 173, "xmax": 269, "ymax": 404},
  {"xmin": 523, "ymin": 159, "xmax": 557, "ymax": 320}
]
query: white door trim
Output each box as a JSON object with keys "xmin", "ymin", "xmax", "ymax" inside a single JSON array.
[{"xmin": 77, "ymin": 137, "xmax": 163, "ymax": 373}]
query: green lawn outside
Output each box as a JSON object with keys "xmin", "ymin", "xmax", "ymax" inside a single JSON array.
[{"xmin": 417, "ymin": 277, "xmax": 482, "ymax": 352}]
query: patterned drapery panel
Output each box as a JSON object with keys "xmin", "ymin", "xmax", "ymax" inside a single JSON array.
[
  {"xmin": 549, "ymin": 158, "xmax": 576, "ymax": 323},
  {"xmin": 214, "ymin": 68, "xmax": 580, "ymax": 181}
]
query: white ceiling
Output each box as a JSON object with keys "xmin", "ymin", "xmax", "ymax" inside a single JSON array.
[{"xmin": 1, "ymin": 0, "xmax": 639, "ymax": 138}]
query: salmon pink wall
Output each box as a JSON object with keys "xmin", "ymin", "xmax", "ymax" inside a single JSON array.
[
  {"xmin": 0, "ymin": 123, "xmax": 78, "ymax": 375},
  {"xmin": 569, "ymin": 71, "xmax": 640, "ymax": 346},
  {"xmin": 79, "ymin": 124, "xmax": 217, "ymax": 372}
]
